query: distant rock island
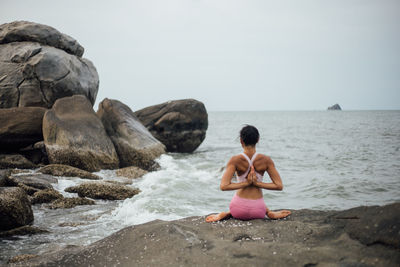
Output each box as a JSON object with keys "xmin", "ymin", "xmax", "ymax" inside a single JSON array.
[{"xmin": 328, "ymin": 104, "xmax": 342, "ymax": 110}]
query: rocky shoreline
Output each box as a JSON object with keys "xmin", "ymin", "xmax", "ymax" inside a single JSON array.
[
  {"xmin": 5, "ymin": 203, "xmax": 400, "ymax": 266},
  {"xmin": 1, "ymin": 21, "xmax": 208, "ymax": 236}
]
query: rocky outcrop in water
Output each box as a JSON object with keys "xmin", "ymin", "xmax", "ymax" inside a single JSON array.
[
  {"xmin": 8, "ymin": 173, "xmax": 57, "ymax": 192},
  {"xmin": 30, "ymin": 189, "xmax": 63, "ymax": 204},
  {"xmin": 38, "ymin": 164, "xmax": 101, "ymax": 180},
  {"xmin": 328, "ymin": 103, "xmax": 342, "ymax": 110},
  {"xmin": 0, "ymin": 21, "xmax": 98, "ymax": 108},
  {"xmin": 49, "ymin": 197, "xmax": 95, "ymax": 209},
  {"xmin": 134, "ymin": 99, "xmax": 208, "ymax": 153},
  {"xmin": 65, "ymin": 182, "xmax": 140, "ymax": 200},
  {"xmin": 97, "ymin": 98, "xmax": 165, "ymax": 170},
  {"xmin": 115, "ymin": 166, "xmax": 148, "ymax": 179},
  {"xmin": 0, "ymin": 226, "xmax": 47, "ymax": 238},
  {"xmin": 13, "ymin": 203, "xmax": 400, "ymax": 266},
  {"xmin": 0, "ymin": 107, "xmax": 47, "ymax": 151},
  {"xmin": 43, "ymin": 95, "xmax": 119, "ymax": 172},
  {"xmin": 0, "ymin": 187, "xmax": 33, "ymax": 231}
]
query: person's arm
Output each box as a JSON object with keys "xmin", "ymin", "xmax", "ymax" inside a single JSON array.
[
  {"xmin": 252, "ymin": 157, "xmax": 283, "ymax": 190},
  {"xmin": 220, "ymin": 158, "xmax": 251, "ymax": 191}
]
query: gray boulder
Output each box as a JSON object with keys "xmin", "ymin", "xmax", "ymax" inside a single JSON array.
[
  {"xmin": 65, "ymin": 182, "xmax": 140, "ymax": 200},
  {"xmin": 0, "ymin": 41, "xmax": 98, "ymax": 108},
  {"xmin": 134, "ymin": 99, "xmax": 208, "ymax": 152},
  {"xmin": 0, "ymin": 107, "xmax": 47, "ymax": 151},
  {"xmin": 0, "ymin": 187, "xmax": 33, "ymax": 231},
  {"xmin": 43, "ymin": 95, "xmax": 119, "ymax": 172},
  {"xmin": 0, "ymin": 21, "xmax": 84, "ymax": 57},
  {"xmin": 97, "ymin": 98, "xmax": 165, "ymax": 170}
]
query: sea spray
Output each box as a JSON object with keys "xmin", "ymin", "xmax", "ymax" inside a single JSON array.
[{"xmin": 110, "ymin": 154, "xmax": 229, "ymax": 226}]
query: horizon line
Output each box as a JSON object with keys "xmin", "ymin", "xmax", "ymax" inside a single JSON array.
[{"xmin": 207, "ymin": 109, "xmax": 400, "ymax": 112}]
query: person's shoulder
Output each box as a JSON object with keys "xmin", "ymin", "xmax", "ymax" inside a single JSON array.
[
  {"xmin": 228, "ymin": 154, "xmax": 246, "ymax": 164},
  {"xmin": 256, "ymin": 153, "xmax": 274, "ymax": 163},
  {"xmin": 255, "ymin": 153, "xmax": 270, "ymax": 160}
]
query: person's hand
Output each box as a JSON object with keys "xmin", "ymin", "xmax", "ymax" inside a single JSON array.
[{"xmin": 247, "ymin": 166, "xmax": 257, "ymax": 185}]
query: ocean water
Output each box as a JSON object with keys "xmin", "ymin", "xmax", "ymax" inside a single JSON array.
[{"xmin": 1, "ymin": 110, "xmax": 400, "ymax": 262}]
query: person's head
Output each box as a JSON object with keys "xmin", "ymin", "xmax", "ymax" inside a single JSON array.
[{"xmin": 240, "ymin": 125, "xmax": 259, "ymax": 147}]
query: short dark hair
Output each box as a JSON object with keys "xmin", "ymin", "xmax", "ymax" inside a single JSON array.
[{"xmin": 240, "ymin": 125, "xmax": 259, "ymax": 146}]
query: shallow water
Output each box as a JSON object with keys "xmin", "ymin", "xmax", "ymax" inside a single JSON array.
[{"xmin": 1, "ymin": 110, "xmax": 399, "ymax": 263}]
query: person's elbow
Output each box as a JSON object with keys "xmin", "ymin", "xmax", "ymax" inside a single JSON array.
[
  {"xmin": 220, "ymin": 184, "xmax": 228, "ymax": 191},
  {"xmin": 276, "ymin": 183, "xmax": 283, "ymax": 190}
]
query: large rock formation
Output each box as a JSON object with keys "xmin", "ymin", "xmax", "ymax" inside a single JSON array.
[
  {"xmin": 0, "ymin": 21, "xmax": 98, "ymax": 108},
  {"xmin": 0, "ymin": 187, "xmax": 33, "ymax": 231},
  {"xmin": 43, "ymin": 95, "xmax": 119, "ymax": 172},
  {"xmin": 0, "ymin": 107, "xmax": 46, "ymax": 151},
  {"xmin": 97, "ymin": 98, "xmax": 165, "ymax": 170},
  {"xmin": 134, "ymin": 99, "xmax": 208, "ymax": 153},
  {"xmin": 14, "ymin": 203, "xmax": 400, "ymax": 266},
  {"xmin": 0, "ymin": 21, "xmax": 84, "ymax": 57}
]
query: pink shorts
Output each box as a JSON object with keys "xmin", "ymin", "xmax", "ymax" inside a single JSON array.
[{"xmin": 229, "ymin": 194, "xmax": 267, "ymax": 220}]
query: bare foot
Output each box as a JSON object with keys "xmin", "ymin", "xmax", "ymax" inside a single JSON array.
[
  {"xmin": 267, "ymin": 210, "xmax": 291, "ymax": 219},
  {"xmin": 206, "ymin": 212, "xmax": 231, "ymax": 222}
]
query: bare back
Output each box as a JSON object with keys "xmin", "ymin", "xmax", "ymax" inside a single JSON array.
[{"xmin": 235, "ymin": 153, "xmax": 266, "ymax": 199}]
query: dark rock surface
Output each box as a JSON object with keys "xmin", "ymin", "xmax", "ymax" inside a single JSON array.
[
  {"xmin": 0, "ymin": 225, "xmax": 48, "ymax": 238},
  {"xmin": 97, "ymin": 98, "xmax": 165, "ymax": 170},
  {"xmin": 0, "ymin": 22, "xmax": 98, "ymax": 109},
  {"xmin": 14, "ymin": 203, "xmax": 400, "ymax": 267},
  {"xmin": 0, "ymin": 107, "xmax": 47, "ymax": 151},
  {"xmin": 0, "ymin": 21, "xmax": 84, "ymax": 57},
  {"xmin": 38, "ymin": 164, "xmax": 101, "ymax": 180},
  {"xmin": 65, "ymin": 182, "xmax": 140, "ymax": 200},
  {"xmin": 48, "ymin": 197, "xmax": 95, "ymax": 209},
  {"xmin": 328, "ymin": 103, "xmax": 342, "ymax": 110},
  {"xmin": 134, "ymin": 99, "xmax": 208, "ymax": 152},
  {"xmin": 18, "ymin": 142, "xmax": 49, "ymax": 166},
  {"xmin": 43, "ymin": 95, "xmax": 119, "ymax": 172},
  {"xmin": 0, "ymin": 154, "xmax": 35, "ymax": 169},
  {"xmin": 0, "ymin": 169, "xmax": 11, "ymax": 186},
  {"xmin": 0, "ymin": 187, "xmax": 33, "ymax": 231}
]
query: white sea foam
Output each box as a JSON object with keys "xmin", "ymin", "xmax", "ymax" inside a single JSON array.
[{"xmin": 109, "ymin": 154, "xmax": 225, "ymax": 226}]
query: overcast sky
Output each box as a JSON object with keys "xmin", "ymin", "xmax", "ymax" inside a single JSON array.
[{"xmin": 1, "ymin": 0, "xmax": 399, "ymax": 111}]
